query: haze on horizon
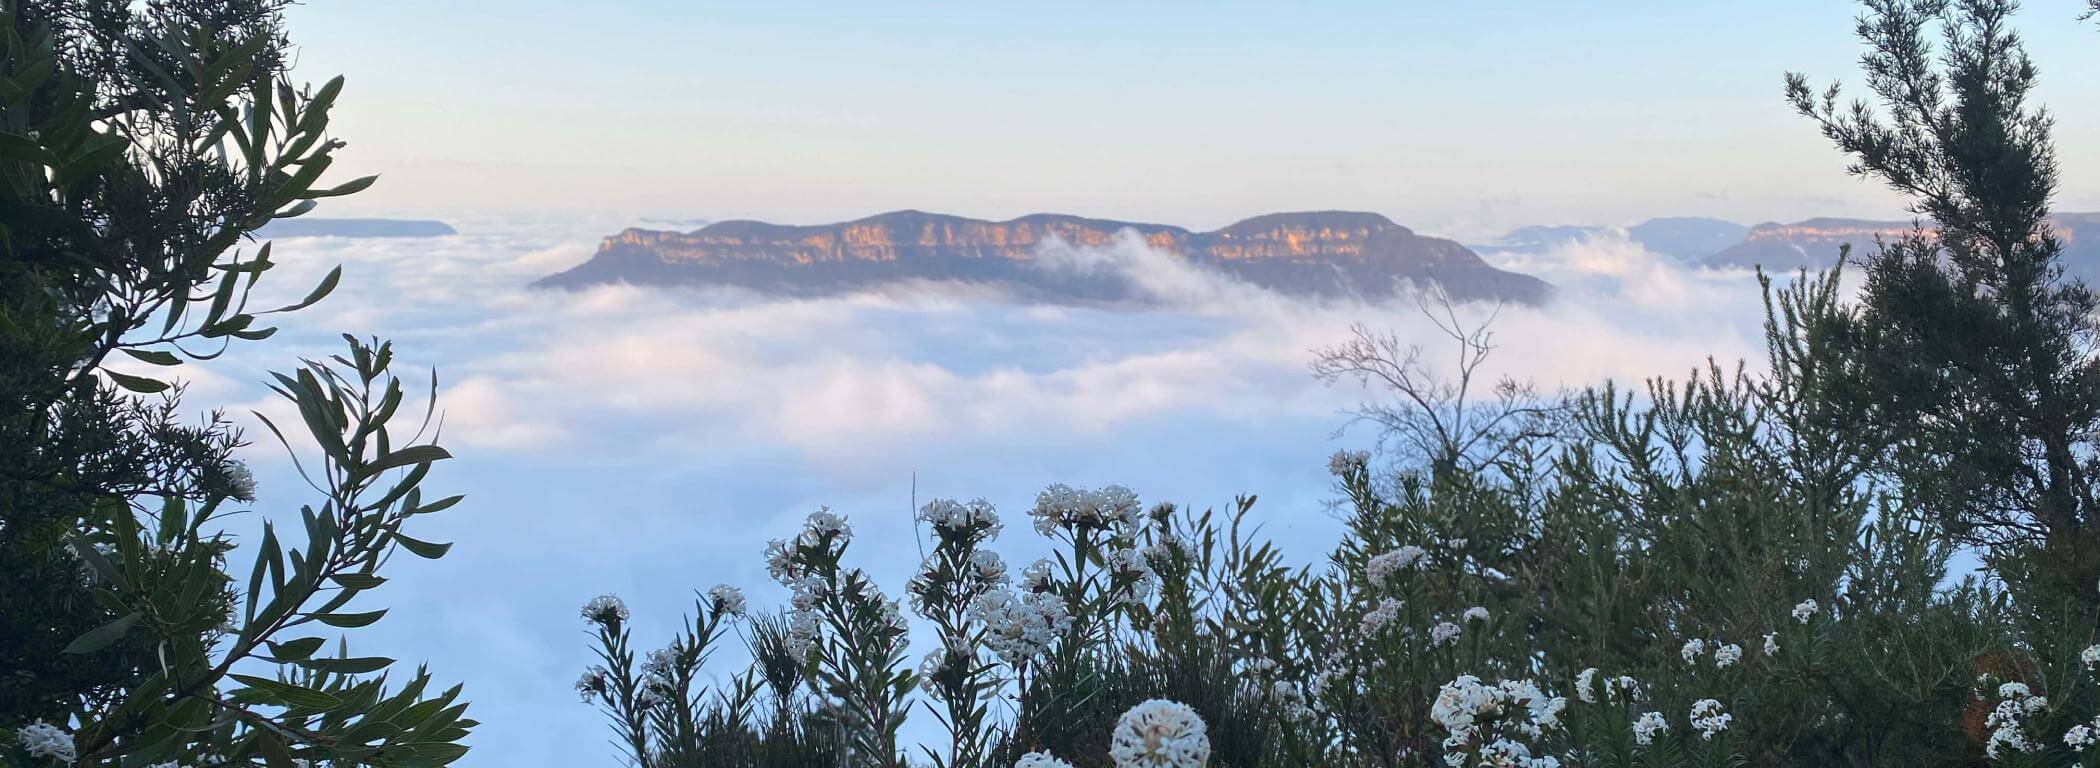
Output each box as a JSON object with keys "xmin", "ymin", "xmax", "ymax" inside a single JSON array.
[{"xmin": 284, "ymin": 0, "xmax": 2100, "ymax": 239}]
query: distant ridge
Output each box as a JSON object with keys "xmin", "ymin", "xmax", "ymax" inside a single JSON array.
[
  {"xmin": 256, "ymin": 218, "xmax": 457, "ymax": 238},
  {"xmin": 1704, "ymin": 213, "xmax": 2100, "ymax": 279},
  {"xmin": 534, "ymin": 210, "xmax": 1554, "ymax": 305},
  {"xmin": 1472, "ymin": 217, "xmax": 1747, "ymax": 262}
]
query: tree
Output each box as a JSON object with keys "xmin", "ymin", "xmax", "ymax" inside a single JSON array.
[
  {"xmin": 1, "ymin": 1, "xmax": 470, "ymax": 765},
  {"xmin": 1788, "ymin": 0, "xmax": 2100, "ymax": 608}
]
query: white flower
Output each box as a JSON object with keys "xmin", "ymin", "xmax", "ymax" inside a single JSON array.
[
  {"xmin": 918, "ymin": 498, "xmax": 1001, "ymax": 534},
  {"xmin": 801, "ymin": 508, "xmax": 851, "ymax": 546},
  {"xmin": 1361, "ymin": 598, "xmax": 1403, "ymax": 633},
  {"xmin": 1020, "ymin": 559, "xmax": 1054, "ymax": 592},
  {"xmin": 581, "ymin": 594, "xmax": 629, "ymax": 626},
  {"xmin": 2083, "ymin": 644, "xmax": 2100, "ymax": 672},
  {"xmin": 1429, "ymin": 621, "xmax": 1463, "ymax": 647},
  {"xmin": 1999, "ymin": 681, "xmax": 2031, "ymax": 700},
  {"xmin": 967, "ymin": 548, "xmax": 1010, "ymax": 584},
  {"xmin": 1632, "ymin": 711, "xmax": 1669, "ymax": 746},
  {"xmin": 972, "ymin": 588, "xmax": 1072, "ymax": 667},
  {"xmin": 1109, "ymin": 699, "xmax": 1210, "ymax": 768},
  {"xmin": 1575, "ymin": 668, "xmax": 1600, "ymax": 703},
  {"xmin": 576, "ymin": 666, "xmax": 610, "ymax": 703},
  {"xmin": 1365, "ymin": 546, "xmax": 1428, "ymax": 582},
  {"xmin": 1031, "ymin": 483, "xmax": 1142, "ymax": 536},
  {"xmin": 1680, "ymin": 638, "xmax": 1705, "ymax": 664},
  {"xmin": 2068, "ymin": 723, "xmax": 2097, "ymax": 752},
  {"xmin": 1463, "ymin": 606, "xmax": 1491, "ymax": 623},
  {"xmin": 1712, "ymin": 643, "xmax": 1742, "ymax": 669},
  {"xmin": 707, "ymin": 584, "xmax": 747, "ymax": 617},
  {"xmin": 1762, "ymin": 632, "xmax": 1779, "ymax": 656},
  {"xmin": 1791, "ymin": 598, "xmax": 1819, "ymax": 624},
  {"xmin": 785, "ymin": 610, "xmax": 823, "ymax": 659},
  {"xmin": 1689, "ymin": 699, "xmax": 1731, "ymax": 741},
  {"xmin": 1984, "ymin": 684, "xmax": 2049, "ymax": 758},
  {"xmin": 1015, "ymin": 752, "xmax": 1078, "ymax": 768},
  {"xmin": 1328, "ymin": 449, "xmax": 1369, "ymax": 476},
  {"xmin": 16, "ymin": 720, "xmax": 76, "ymax": 764}
]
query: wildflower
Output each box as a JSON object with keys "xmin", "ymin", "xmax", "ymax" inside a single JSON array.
[
  {"xmin": 800, "ymin": 508, "xmax": 851, "ymax": 546},
  {"xmin": 1791, "ymin": 598, "xmax": 1819, "ymax": 624},
  {"xmin": 785, "ymin": 610, "xmax": 823, "ymax": 659},
  {"xmin": 1031, "ymin": 483, "xmax": 1142, "ymax": 536},
  {"xmin": 1463, "ymin": 606, "xmax": 1491, "ymax": 623},
  {"xmin": 1361, "ymin": 598, "xmax": 1403, "ymax": 633},
  {"xmin": 918, "ymin": 650, "xmax": 951, "ymax": 696},
  {"xmin": 1015, "ymin": 752, "xmax": 1078, "ymax": 768},
  {"xmin": 2083, "ymin": 644, "xmax": 2100, "ymax": 672},
  {"xmin": 1631, "ymin": 711, "xmax": 1669, "ymax": 746},
  {"xmin": 580, "ymin": 594, "xmax": 629, "ymax": 627},
  {"xmin": 1689, "ymin": 699, "xmax": 1731, "ymax": 741},
  {"xmin": 1680, "ymin": 638, "xmax": 1705, "ymax": 664},
  {"xmin": 1762, "ymin": 632, "xmax": 1779, "ymax": 656},
  {"xmin": 1984, "ymin": 683, "xmax": 2048, "ymax": 758},
  {"xmin": 1430, "ymin": 675, "xmax": 1500, "ymax": 738},
  {"xmin": 223, "ymin": 460, "xmax": 257, "ymax": 501},
  {"xmin": 1272, "ymin": 680, "xmax": 1313, "ymax": 721},
  {"xmin": 973, "ymin": 588, "xmax": 1072, "ymax": 667},
  {"xmin": 1109, "ymin": 699, "xmax": 1210, "ymax": 768},
  {"xmin": 1366, "ymin": 545, "xmax": 1427, "ymax": 582},
  {"xmin": 16, "ymin": 720, "xmax": 75, "ymax": 764},
  {"xmin": 1430, "ymin": 621, "xmax": 1463, "ymax": 647},
  {"xmin": 764, "ymin": 539, "xmax": 796, "ymax": 582},
  {"xmin": 1105, "ymin": 546, "xmax": 1159, "ymax": 605},
  {"xmin": 2068, "ymin": 723, "xmax": 2097, "ymax": 752},
  {"xmin": 1328, "ymin": 449, "xmax": 1369, "ymax": 476},
  {"xmin": 707, "ymin": 584, "xmax": 747, "ymax": 617},
  {"xmin": 968, "ymin": 548, "xmax": 1010, "ymax": 584},
  {"xmin": 1712, "ymin": 643, "xmax": 1742, "ymax": 669},
  {"xmin": 1575, "ymin": 668, "xmax": 1600, "ymax": 703},
  {"xmin": 1020, "ymin": 559, "xmax": 1054, "ymax": 592},
  {"xmin": 575, "ymin": 666, "xmax": 610, "ymax": 703}
]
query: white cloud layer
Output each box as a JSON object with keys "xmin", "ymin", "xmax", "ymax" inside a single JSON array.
[{"xmin": 194, "ymin": 215, "xmax": 1782, "ymax": 766}]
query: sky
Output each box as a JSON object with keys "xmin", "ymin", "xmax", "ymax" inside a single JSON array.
[
  {"xmin": 134, "ymin": 2, "xmax": 2100, "ymax": 765},
  {"xmin": 281, "ymin": 1, "xmax": 2100, "ymax": 238}
]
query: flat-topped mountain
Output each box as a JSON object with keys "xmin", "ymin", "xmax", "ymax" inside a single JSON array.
[
  {"xmin": 1705, "ymin": 214, "xmax": 2100, "ymax": 279},
  {"xmin": 534, "ymin": 210, "xmax": 1554, "ymax": 305}
]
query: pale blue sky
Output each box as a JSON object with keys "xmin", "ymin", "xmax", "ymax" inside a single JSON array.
[{"xmin": 282, "ymin": 1, "xmax": 2100, "ymax": 236}]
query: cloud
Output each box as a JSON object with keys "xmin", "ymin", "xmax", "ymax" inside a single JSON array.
[{"xmin": 197, "ymin": 215, "xmax": 1787, "ymax": 768}]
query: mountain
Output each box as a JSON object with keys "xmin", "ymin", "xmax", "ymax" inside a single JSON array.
[
  {"xmin": 534, "ymin": 210, "xmax": 1554, "ymax": 305},
  {"xmin": 256, "ymin": 218, "xmax": 457, "ymax": 238},
  {"xmin": 1471, "ymin": 217, "xmax": 1747, "ymax": 261},
  {"xmin": 1705, "ymin": 214, "xmax": 2100, "ymax": 280}
]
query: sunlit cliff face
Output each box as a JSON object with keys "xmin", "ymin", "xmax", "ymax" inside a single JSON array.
[{"xmin": 592, "ymin": 210, "xmax": 1456, "ymax": 267}]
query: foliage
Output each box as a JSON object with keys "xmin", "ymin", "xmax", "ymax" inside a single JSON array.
[{"xmin": 0, "ymin": 0, "xmax": 469, "ymax": 765}]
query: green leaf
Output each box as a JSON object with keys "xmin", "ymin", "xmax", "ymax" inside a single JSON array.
[
  {"xmin": 230, "ymin": 674, "xmax": 343, "ymax": 711},
  {"xmin": 120, "ymin": 348, "xmax": 183, "ymax": 366},
  {"xmin": 296, "ymin": 656, "xmax": 395, "ymax": 674},
  {"xmin": 62, "ymin": 611, "xmax": 140, "ymax": 654},
  {"xmin": 305, "ymin": 174, "xmax": 378, "ymax": 199},
  {"xmin": 312, "ymin": 609, "xmax": 387, "ymax": 628},
  {"xmin": 331, "ymin": 573, "xmax": 387, "ymax": 589},
  {"xmin": 253, "ymin": 729, "xmax": 301, "ymax": 768},
  {"xmin": 107, "ymin": 370, "xmax": 168, "ymax": 393},
  {"xmin": 393, "ymin": 534, "xmax": 452, "ymax": 560},
  {"xmin": 266, "ymin": 637, "xmax": 325, "ymax": 661},
  {"xmin": 0, "ymin": 130, "xmax": 55, "ymax": 165},
  {"xmin": 361, "ymin": 444, "xmax": 451, "ymax": 477},
  {"xmin": 272, "ymin": 265, "xmax": 340, "ymax": 313}
]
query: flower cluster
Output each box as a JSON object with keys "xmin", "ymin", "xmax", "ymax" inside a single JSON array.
[
  {"xmin": 1430, "ymin": 675, "xmax": 1565, "ymax": 768},
  {"xmin": 1632, "ymin": 711, "xmax": 1669, "ymax": 746},
  {"xmin": 919, "ymin": 497, "xmax": 1001, "ymax": 534},
  {"xmin": 1366, "ymin": 545, "xmax": 1428, "ymax": 582},
  {"xmin": 1689, "ymin": 699, "xmax": 1731, "ymax": 741},
  {"xmin": 971, "ymin": 587, "xmax": 1073, "ymax": 667},
  {"xmin": 1791, "ymin": 598, "xmax": 1819, "ymax": 624},
  {"xmin": 1109, "ymin": 699, "xmax": 1211, "ymax": 768},
  {"xmin": 16, "ymin": 721, "xmax": 76, "ymax": 764},
  {"xmin": 581, "ymin": 594, "xmax": 629, "ymax": 627},
  {"xmin": 707, "ymin": 584, "xmax": 746, "ymax": 617},
  {"xmin": 1984, "ymin": 681, "xmax": 2049, "ymax": 758},
  {"xmin": 1030, "ymin": 484, "xmax": 1142, "ymax": 536},
  {"xmin": 1015, "ymin": 752, "xmax": 1079, "ymax": 768}
]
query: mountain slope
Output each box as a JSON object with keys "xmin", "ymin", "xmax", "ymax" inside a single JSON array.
[
  {"xmin": 1705, "ymin": 214, "xmax": 2100, "ymax": 280},
  {"xmin": 535, "ymin": 210, "xmax": 1554, "ymax": 305}
]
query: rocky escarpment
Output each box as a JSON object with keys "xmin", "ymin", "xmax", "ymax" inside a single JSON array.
[
  {"xmin": 1705, "ymin": 214, "xmax": 2100, "ymax": 279},
  {"xmin": 534, "ymin": 210, "xmax": 1554, "ymax": 305}
]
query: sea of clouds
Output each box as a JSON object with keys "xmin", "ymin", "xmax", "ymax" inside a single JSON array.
[{"xmin": 159, "ymin": 214, "xmax": 1784, "ymax": 766}]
